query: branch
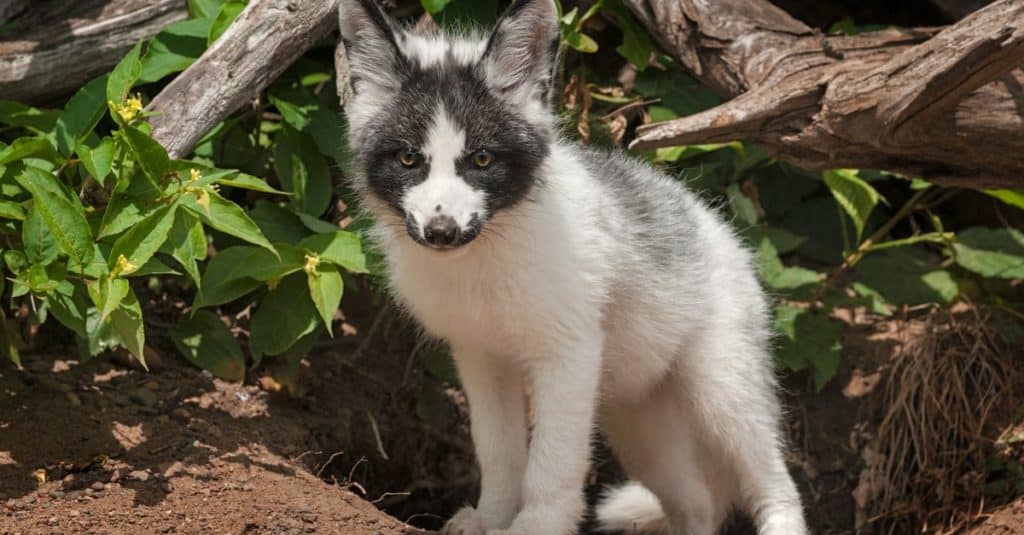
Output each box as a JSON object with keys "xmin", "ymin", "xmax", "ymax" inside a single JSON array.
[
  {"xmin": 625, "ymin": 0, "xmax": 1024, "ymax": 188},
  {"xmin": 0, "ymin": 0, "xmax": 186, "ymax": 104},
  {"xmin": 148, "ymin": 0, "xmax": 339, "ymax": 159}
]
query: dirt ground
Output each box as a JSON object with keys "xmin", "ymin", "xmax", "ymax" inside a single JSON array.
[{"xmin": 2, "ymin": 303, "xmax": 1023, "ymax": 534}]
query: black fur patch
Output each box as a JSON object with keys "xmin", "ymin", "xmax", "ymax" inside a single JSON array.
[{"xmin": 358, "ymin": 58, "xmax": 549, "ymax": 219}]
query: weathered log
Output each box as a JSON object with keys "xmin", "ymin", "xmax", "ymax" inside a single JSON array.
[
  {"xmin": 148, "ymin": 0, "xmax": 339, "ymax": 159},
  {"xmin": 0, "ymin": 0, "xmax": 186, "ymax": 104},
  {"xmin": 625, "ymin": 0, "xmax": 1024, "ymax": 189}
]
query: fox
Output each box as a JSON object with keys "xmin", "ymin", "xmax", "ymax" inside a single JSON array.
[{"xmin": 336, "ymin": 1, "xmax": 808, "ymax": 534}]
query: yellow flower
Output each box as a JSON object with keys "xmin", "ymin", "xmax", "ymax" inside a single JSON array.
[
  {"xmin": 113, "ymin": 254, "xmax": 138, "ymax": 276},
  {"xmin": 304, "ymin": 254, "xmax": 320, "ymax": 274},
  {"xmin": 190, "ymin": 168, "xmax": 201, "ymax": 182},
  {"xmin": 111, "ymin": 94, "xmax": 144, "ymax": 122}
]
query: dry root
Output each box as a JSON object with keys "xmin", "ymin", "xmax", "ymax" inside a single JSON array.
[{"xmin": 862, "ymin": 306, "xmax": 1021, "ymax": 534}]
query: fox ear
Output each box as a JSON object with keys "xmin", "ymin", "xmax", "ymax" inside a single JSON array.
[
  {"xmin": 338, "ymin": 0, "xmax": 407, "ymax": 96},
  {"xmin": 482, "ymin": 0, "xmax": 560, "ymax": 99}
]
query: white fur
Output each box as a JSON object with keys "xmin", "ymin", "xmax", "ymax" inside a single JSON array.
[
  {"xmin": 401, "ymin": 109, "xmax": 486, "ymax": 235},
  {"xmin": 339, "ymin": 1, "xmax": 807, "ymax": 533},
  {"xmin": 372, "ymin": 143, "xmax": 807, "ymax": 535}
]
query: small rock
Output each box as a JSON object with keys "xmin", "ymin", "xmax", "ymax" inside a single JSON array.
[
  {"xmin": 48, "ymin": 490, "xmax": 64, "ymax": 499},
  {"xmin": 130, "ymin": 388, "xmax": 158, "ymax": 408},
  {"xmin": 301, "ymin": 513, "xmax": 316, "ymax": 523},
  {"xmin": 109, "ymin": 469, "xmax": 122, "ymax": 483},
  {"xmin": 170, "ymin": 408, "xmax": 191, "ymax": 423},
  {"xmin": 89, "ymin": 482, "xmax": 104, "ymax": 492},
  {"xmin": 162, "ymin": 462, "xmax": 185, "ymax": 479},
  {"xmin": 128, "ymin": 470, "xmax": 150, "ymax": 482},
  {"xmin": 159, "ymin": 481, "xmax": 173, "ymax": 493}
]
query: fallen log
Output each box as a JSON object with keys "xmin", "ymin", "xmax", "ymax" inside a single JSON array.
[
  {"xmin": 0, "ymin": 0, "xmax": 186, "ymax": 104},
  {"xmin": 147, "ymin": 0, "xmax": 339, "ymax": 159},
  {"xmin": 624, "ymin": 0, "xmax": 1024, "ymax": 188}
]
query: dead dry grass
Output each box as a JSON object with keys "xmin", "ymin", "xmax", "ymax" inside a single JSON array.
[{"xmin": 859, "ymin": 306, "xmax": 1021, "ymax": 534}]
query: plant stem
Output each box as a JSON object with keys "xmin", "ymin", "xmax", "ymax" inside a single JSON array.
[{"xmin": 813, "ymin": 187, "xmax": 932, "ymax": 301}]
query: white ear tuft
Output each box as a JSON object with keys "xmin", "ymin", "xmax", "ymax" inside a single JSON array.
[
  {"xmin": 338, "ymin": 0, "xmax": 407, "ymax": 95},
  {"xmin": 482, "ymin": 0, "xmax": 560, "ymax": 98}
]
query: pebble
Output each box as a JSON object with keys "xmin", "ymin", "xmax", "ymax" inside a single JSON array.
[
  {"xmin": 128, "ymin": 470, "xmax": 150, "ymax": 482},
  {"xmin": 90, "ymin": 482, "xmax": 105, "ymax": 492}
]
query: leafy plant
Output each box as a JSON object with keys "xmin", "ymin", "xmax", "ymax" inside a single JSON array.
[{"xmin": 0, "ymin": 1, "xmax": 368, "ymax": 379}]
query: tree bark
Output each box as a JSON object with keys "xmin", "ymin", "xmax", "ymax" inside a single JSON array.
[
  {"xmin": 624, "ymin": 0, "xmax": 1024, "ymax": 189},
  {"xmin": 0, "ymin": 0, "xmax": 186, "ymax": 104},
  {"xmin": 147, "ymin": 0, "xmax": 339, "ymax": 159}
]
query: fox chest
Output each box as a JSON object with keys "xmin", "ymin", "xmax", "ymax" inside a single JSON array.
[{"xmin": 387, "ymin": 254, "xmax": 553, "ymax": 357}]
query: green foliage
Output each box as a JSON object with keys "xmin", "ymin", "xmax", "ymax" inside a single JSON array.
[{"xmin": 0, "ymin": 0, "xmax": 369, "ymax": 375}]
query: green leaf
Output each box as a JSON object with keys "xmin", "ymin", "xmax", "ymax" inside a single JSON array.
[
  {"xmin": 273, "ymin": 127, "xmax": 332, "ymax": 217},
  {"xmin": 171, "ymin": 311, "xmax": 245, "ymax": 381},
  {"xmin": 421, "ymin": 0, "xmax": 452, "ymax": 14},
  {"xmin": 856, "ymin": 248, "xmax": 958, "ymax": 306},
  {"xmin": 77, "ymin": 138, "xmax": 115, "ymax": 185},
  {"xmin": 823, "ymin": 169, "xmax": 880, "ymax": 241},
  {"xmin": 564, "ymin": 29, "xmax": 599, "ymax": 53},
  {"xmin": 193, "ymin": 247, "xmax": 264, "ymax": 309},
  {"xmin": 188, "ymin": 0, "xmax": 225, "ymax": 18},
  {"xmin": 16, "ymin": 167, "xmax": 94, "ymax": 269},
  {"xmin": 986, "ymin": 189, "xmax": 1024, "ymax": 212},
  {"xmin": 754, "ymin": 238, "xmax": 821, "ymax": 291},
  {"xmin": 208, "ymin": 1, "xmax": 246, "ymax": 45},
  {"xmin": 107, "ymin": 41, "xmax": 144, "ymax": 104},
  {"xmin": 307, "ymin": 263, "xmax": 343, "ymax": 333},
  {"xmin": 298, "ymin": 231, "xmax": 367, "ymax": 273},
  {"xmin": 613, "ymin": 6, "xmax": 656, "ymax": 70},
  {"xmin": 87, "ymin": 276, "xmax": 130, "ymax": 322},
  {"xmin": 139, "ymin": 18, "xmax": 210, "ymax": 83},
  {"xmin": 726, "ymin": 183, "xmax": 760, "ymax": 227},
  {"xmin": 164, "ymin": 210, "xmax": 207, "ymax": 284},
  {"xmin": 773, "ymin": 306, "xmax": 842, "ymax": 391},
  {"xmin": 0, "ymin": 100, "xmax": 60, "ymax": 133},
  {"xmin": 122, "ymin": 124, "xmax": 172, "ymax": 183},
  {"xmin": 47, "ymin": 281, "xmax": 91, "ymax": 338},
  {"xmin": 0, "ymin": 308, "xmax": 21, "ymax": 369},
  {"xmin": 0, "ymin": 137, "xmax": 55, "ymax": 165},
  {"xmin": 249, "ymin": 273, "xmax": 321, "ymax": 358},
  {"xmin": 55, "ymin": 76, "xmax": 109, "ymax": 158},
  {"xmin": 108, "ymin": 202, "xmax": 179, "ymax": 274},
  {"xmin": 0, "ymin": 200, "xmax": 25, "ymax": 221},
  {"xmin": 953, "ymin": 227, "xmax": 1024, "ymax": 279},
  {"xmin": 108, "ymin": 287, "xmax": 146, "ymax": 368},
  {"xmin": 98, "ymin": 184, "xmax": 161, "ymax": 239},
  {"xmin": 215, "ymin": 172, "xmax": 289, "ymax": 194},
  {"xmin": 182, "ymin": 188, "xmax": 276, "ymax": 254},
  {"xmin": 251, "ymin": 201, "xmax": 314, "ymax": 243}
]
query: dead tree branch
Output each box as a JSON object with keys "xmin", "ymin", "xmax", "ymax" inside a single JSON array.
[
  {"xmin": 0, "ymin": 0, "xmax": 186, "ymax": 104},
  {"xmin": 625, "ymin": 0, "xmax": 1024, "ymax": 188},
  {"xmin": 147, "ymin": 0, "xmax": 339, "ymax": 159}
]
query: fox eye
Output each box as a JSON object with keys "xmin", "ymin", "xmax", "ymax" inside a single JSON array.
[
  {"xmin": 398, "ymin": 148, "xmax": 421, "ymax": 168},
  {"xmin": 472, "ymin": 149, "xmax": 492, "ymax": 169}
]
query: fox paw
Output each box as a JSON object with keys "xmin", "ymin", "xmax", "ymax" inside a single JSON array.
[{"xmin": 441, "ymin": 506, "xmax": 487, "ymax": 535}]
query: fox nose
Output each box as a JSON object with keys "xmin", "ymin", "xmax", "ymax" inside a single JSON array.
[{"xmin": 423, "ymin": 215, "xmax": 460, "ymax": 247}]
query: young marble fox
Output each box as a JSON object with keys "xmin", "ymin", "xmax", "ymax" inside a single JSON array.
[{"xmin": 338, "ymin": 1, "xmax": 807, "ymax": 534}]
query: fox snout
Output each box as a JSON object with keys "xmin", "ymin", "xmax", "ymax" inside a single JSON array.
[{"xmin": 404, "ymin": 211, "xmax": 482, "ymax": 250}]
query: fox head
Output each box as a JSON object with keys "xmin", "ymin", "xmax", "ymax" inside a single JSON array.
[{"xmin": 338, "ymin": 0, "xmax": 559, "ymax": 250}]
